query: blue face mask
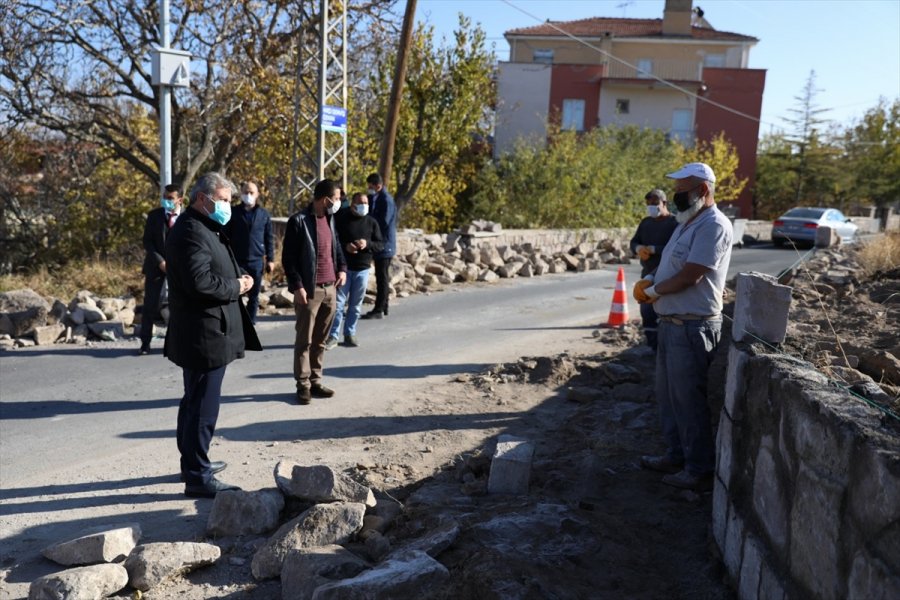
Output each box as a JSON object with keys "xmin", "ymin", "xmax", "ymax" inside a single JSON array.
[
  {"xmin": 161, "ymin": 198, "xmax": 176, "ymax": 212},
  {"xmin": 206, "ymin": 197, "xmax": 232, "ymax": 225}
]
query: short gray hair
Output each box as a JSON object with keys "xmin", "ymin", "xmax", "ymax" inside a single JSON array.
[
  {"xmin": 190, "ymin": 172, "xmax": 237, "ymax": 203},
  {"xmin": 646, "ymin": 189, "xmax": 667, "ymax": 203}
]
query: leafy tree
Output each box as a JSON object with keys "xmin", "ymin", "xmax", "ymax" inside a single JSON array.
[
  {"xmin": 363, "ymin": 16, "xmax": 495, "ymax": 224},
  {"xmin": 754, "ymin": 132, "xmax": 798, "ymax": 219},
  {"xmin": 467, "ymin": 124, "xmax": 679, "ymax": 229},
  {"xmin": 843, "ymin": 98, "xmax": 900, "ymax": 208},
  {"xmin": 675, "ymin": 132, "xmax": 747, "ymax": 203},
  {"xmin": 0, "ymin": 0, "xmax": 394, "ymax": 194}
]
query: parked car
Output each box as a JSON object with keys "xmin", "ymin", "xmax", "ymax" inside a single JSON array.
[{"xmin": 771, "ymin": 207, "xmax": 858, "ymax": 247}]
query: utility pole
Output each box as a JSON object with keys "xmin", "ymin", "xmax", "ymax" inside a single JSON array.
[
  {"xmin": 378, "ymin": 0, "xmax": 417, "ymax": 186},
  {"xmin": 151, "ymin": 0, "xmax": 190, "ymax": 194},
  {"xmin": 289, "ymin": 0, "xmax": 348, "ymax": 213}
]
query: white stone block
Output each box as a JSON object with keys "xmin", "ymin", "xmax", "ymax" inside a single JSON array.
[
  {"xmin": 733, "ymin": 272, "xmax": 792, "ymax": 344},
  {"xmin": 487, "ymin": 435, "xmax": 534, "ymax": 495}
]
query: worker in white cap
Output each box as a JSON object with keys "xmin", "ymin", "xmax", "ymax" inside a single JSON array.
[{"xmin": 633, "ymin": 162, "xmax": 733, "ymax": 491}]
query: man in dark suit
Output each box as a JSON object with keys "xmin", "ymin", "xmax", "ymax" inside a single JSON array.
[
  {"xmin": 361, "ymin": 173, "xmax": 396, "ymax": 319},
  {"xmin": 164, "ymin": 172, "xmax": 262, "ymax": 498},
  {"xmin": 139, "ymin": 184, "xmax": 182, "ymax": 355},
  {"xmin": 224, "ymin": 180, "xmax": 275, "ymax": 324}
]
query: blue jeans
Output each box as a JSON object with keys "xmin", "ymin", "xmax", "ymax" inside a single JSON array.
[
  {"xmin": 329, "ymin": 268, "xmax": 370, "ymax": 339},
  {"xmin": 240, "ymin": 261, "xmax": 264, "ymax": 324},
  {"xmin": 655, "ymin": 318, "xmax": 721, "ymax": 476},
  {"xmin": 640, "ymin": 302, "xmax": 659, "ymax": 350}
]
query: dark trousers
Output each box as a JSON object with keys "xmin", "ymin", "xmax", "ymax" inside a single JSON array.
[
  {"xmin": 640, "ymin": 302, "xmax": 660, "ymax": 350},
  {"xmin": 240, "ymin": 261, "xmax": 264, "ymax": 324},
  {"xmin": 177, "ymin": 365, "xmax": 226, "ymax": 486},
  {"xmin": 373, "ymin": 257, "xmax": 392, "ymax": 314},
  {"xmin": 140, "ymin": 275, "xmax": 165, "ymax": 347}
]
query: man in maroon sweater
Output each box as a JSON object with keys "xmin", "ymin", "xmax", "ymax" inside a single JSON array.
[{"xmin": 282, "ymin": 179, "xmax": 347, "ymax": 405}]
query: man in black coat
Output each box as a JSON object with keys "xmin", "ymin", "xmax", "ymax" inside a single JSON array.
[
  {"xmin": 164, "ymin": 172, "xmax": 262, "ymax": 498},
  {"xmin": 361, "ymin": 173, "xmax": 396, "ymax": 319},
  {"xmin": 138, "ymin": 184, "xmax": 182, "ymax": 355},
  {"xmin": 282, "ymin": 179, "xmax": 347, "ymax": 405},
  {"xmin": 224, "ymin": 180, "xmax": 275, "ymax": 324}
]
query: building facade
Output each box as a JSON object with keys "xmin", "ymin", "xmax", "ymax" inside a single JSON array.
[{"xmin": 496, "ymin": 0, "xmax": 766, "ymax": 217}]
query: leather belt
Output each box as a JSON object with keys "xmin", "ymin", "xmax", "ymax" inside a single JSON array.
[{"xmin": 658, "ymin": 314, "xmax": 720, "ymax": 326}]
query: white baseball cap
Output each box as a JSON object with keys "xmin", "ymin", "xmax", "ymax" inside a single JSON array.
[{"xmin": 665, "ymin": 162, "xmax": 717, "ymax": 183}]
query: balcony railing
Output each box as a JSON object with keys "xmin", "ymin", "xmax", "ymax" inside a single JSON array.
[{"xmin": 606, "ymin": 60, "xmax": 703, "ymax": 82}]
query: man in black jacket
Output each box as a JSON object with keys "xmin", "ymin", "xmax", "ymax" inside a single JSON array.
[
  {"xmin": 165, "ymin": 172, "xmax": 262, "ymax": 498},
  {"xmin": 138, "ymin": 184, "xmax": 182, "ymax": 355},
  {"xmin": 325, "ymin": 192, "xmax": 384, "ymax": 349},
  {"xmin": 282, "ymin": 179, "xmax": 347, "ymax": 405},
  {"xmin": 224, "ymin": 180, "xmax": 275, "ymax": 324}
]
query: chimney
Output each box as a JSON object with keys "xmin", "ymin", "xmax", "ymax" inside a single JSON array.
[{"xmin": 662, "ymin": 0, "xmax": 693, "ymax": 36}]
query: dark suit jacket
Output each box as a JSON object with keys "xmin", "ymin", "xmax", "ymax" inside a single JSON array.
[
  {"xmin": 225, "ymin": 204, "xmax": 275, "ymax": 267},
  {"xmin": 163, "ymin": 208, "xmax": 262, "ymax": 370},
  {"xmin": 370, "ymin": 189, "xmax": 396, "ymax": 259},
  {"xmin": 142, "ymin": 207, "xmax": 170, "ymax": 277}
]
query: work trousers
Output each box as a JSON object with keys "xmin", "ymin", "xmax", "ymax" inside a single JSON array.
[
  {"xmin": 655, "ymin": 318, "xmax": 721, "ymax": 476},
  {"xmin": 640, "ymin": 302, "xmax": 660, "ymax": 351},
  {"xmin": 177, "ymin": 365, "xmax": 226, "ymax": 486},
  {"xmin": 293, "ymin": 284, "xmax": 337, "ymax": 390}
]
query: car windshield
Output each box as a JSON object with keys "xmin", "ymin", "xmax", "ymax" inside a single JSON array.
[{"xmin": 782, "ymin": 208, "xmax": 826, "ymax": 219}]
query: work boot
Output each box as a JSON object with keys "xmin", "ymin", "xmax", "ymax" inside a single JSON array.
[
  {"xmin": 296, "ymin": 388, "xmax": 312, "ymax": 405},
  {"xmin": 310, "ymin": 383, "xmax": 335, "ymax": 398},
  {"xmin": 324, "ymin": 336, "xmax": 339, "ymax": 350}
]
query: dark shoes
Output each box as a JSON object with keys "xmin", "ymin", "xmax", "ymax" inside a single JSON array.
[
  {"xmin": 324, "ymin": 336, "xmax": 339, "ymax": 350},
  {"xmin": 179, "ymin": 460, "xmax": 227, "ymax": 482},
  {"xmin": 296, "ymin": 388, "xmax": 312, "ymax": 405},
  {"xmin": 137, "ymin": 344, "xmax": 150, "ymax": 356},
  {"xmin": 662, "ymin": 470, "xmax": 714, "ymax": 492},
  {"xmin": 640, "ymin": 455, "xmax": 684, "ymax": 474},
  {"xmin": 311, "ymin": 383, "xmax": 335, "ymax": 398},
  {"xmin": 184, "ymin": 476, "xmax": 241, "ymax": 498},
  {"xmin": 361, "ymin": 310, "xmax": 384, "ymax": 320},
  {"xmin": 344, "ymin": 335, "xmax": 359, "ymax": 347}
]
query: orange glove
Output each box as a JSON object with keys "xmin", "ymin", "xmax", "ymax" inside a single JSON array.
[
  {"xmin": 638, "ymin": 246, "xmax": 654, "ymax": 261},
  {"xmin": 633, "ymin": 279, "xmax": 653, "ymax": 303}
]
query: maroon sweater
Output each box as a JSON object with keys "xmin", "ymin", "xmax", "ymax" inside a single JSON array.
[{"xmin": 314, "ymin": 215, "xmax": 336, "ymax": 284}]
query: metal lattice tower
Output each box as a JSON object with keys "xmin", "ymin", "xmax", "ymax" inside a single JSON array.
[{"xmin": 288, "ymin": 0, "xmax": 347, "ymax": 213}]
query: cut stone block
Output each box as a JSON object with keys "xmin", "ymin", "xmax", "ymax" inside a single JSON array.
[
  {"xmin": 487, "ymin": 435, "xmax": 534, "ymax": 495},
  {"xmin": 732, "ymin": 272, "xmax": 792, "ymax": 344},
  {"xmin": 42, "ymin": 523, "xmax": 141, "ymax": 566}
]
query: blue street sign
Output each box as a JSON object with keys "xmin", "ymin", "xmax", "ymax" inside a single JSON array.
[{"xmin": 321, "ymin": 105, "xmax": 347, "ymax": 133}]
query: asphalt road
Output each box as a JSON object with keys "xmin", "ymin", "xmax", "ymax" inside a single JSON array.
[{"xmin": 0, "ymin": 242, "xmax": 799, "ymax": 489}]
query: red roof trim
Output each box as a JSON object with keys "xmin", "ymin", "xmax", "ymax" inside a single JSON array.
[{"xmin": 505, "ymin": 17, "xmax": 757, "ymax": 42}]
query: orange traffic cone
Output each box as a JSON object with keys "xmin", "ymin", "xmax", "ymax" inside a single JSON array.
[{"xmin": 606, "ymin": 267, "xmax": 629, "ymax": 327}]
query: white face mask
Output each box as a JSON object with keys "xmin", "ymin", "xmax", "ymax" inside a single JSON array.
[
  {"xmin": 327, "ymin": 201, "xmax": 340, "ymax": 215},
  {"xmin": 241, "ymin": 193, "xmax": 256, "ymax": 206},
  {"xmin": 646, "ymin": 205, "xmax": 660, "ymax": 218},
  {"xmin": 354, "ymin": 204, "xmax": 369, "ymax": 217}
]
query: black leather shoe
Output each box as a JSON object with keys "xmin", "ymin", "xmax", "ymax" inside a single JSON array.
[
  {"xmin": 311, "ymin": 383, "xmax": 335, "ymax": 398},
  {"xmin": 296, "ymin": 388, "xmax": 312, "ymax": 405},
  {"xmin": 137, "ymin": 345, "xmax": 150, "ymax": 356},
  {"xmin": 360, "ymin": 310, "xmax": 383, "ymax": 320},
  {"xmin": 179, "ymin": 460, "xmax": 227, "ymax": 482},
  {"xmin": 184, "ymin": 477, "xmax": 240, "ymax": 498}
]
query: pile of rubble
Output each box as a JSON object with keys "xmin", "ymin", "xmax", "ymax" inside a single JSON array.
[
  {"xmin": 0, "ymin": 289, "xmax": 136, "ymax": 350},
  {"xmin": 29, "ymin": 463, "xmax": 460, "ymax": 599},
  {"xmin": 778, "ymin": 248, "xmax": 900, "ymax": 415},
  {"xmin": 0, "ymin": 230, "xmax": 635, "ymax": 349}
]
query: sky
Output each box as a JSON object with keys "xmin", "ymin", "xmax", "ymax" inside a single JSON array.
[{"xmin": 413, "ymin": 0, "xmax": 900, "ymax": 136}]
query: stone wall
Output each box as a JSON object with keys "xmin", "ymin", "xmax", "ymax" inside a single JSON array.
[{"xmin": 714, "ymin": 344, "xmax": 900, "ymax": 599}]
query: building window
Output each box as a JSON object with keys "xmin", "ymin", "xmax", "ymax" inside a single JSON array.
[
  {"xmin": 670, "ymin": 108, "xmax": 694, "ymax": 144},
  {"xmin": 636, "ymin": 58, "xmax": 653, "ymax": 78},
  {"xmin": 704, "ymin": 54, "xmax": 726, "ymax": 68},
  {"xmin": 615, "ymin": 99, "xmax": 630, "ymax": 115},
  {"xmin": 561, "ymin": 99, "xmax": 585, "ymax": 131},
  {"xmin": 533, "ymin": 48, "xmax": 554, "ymax": 64}
]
